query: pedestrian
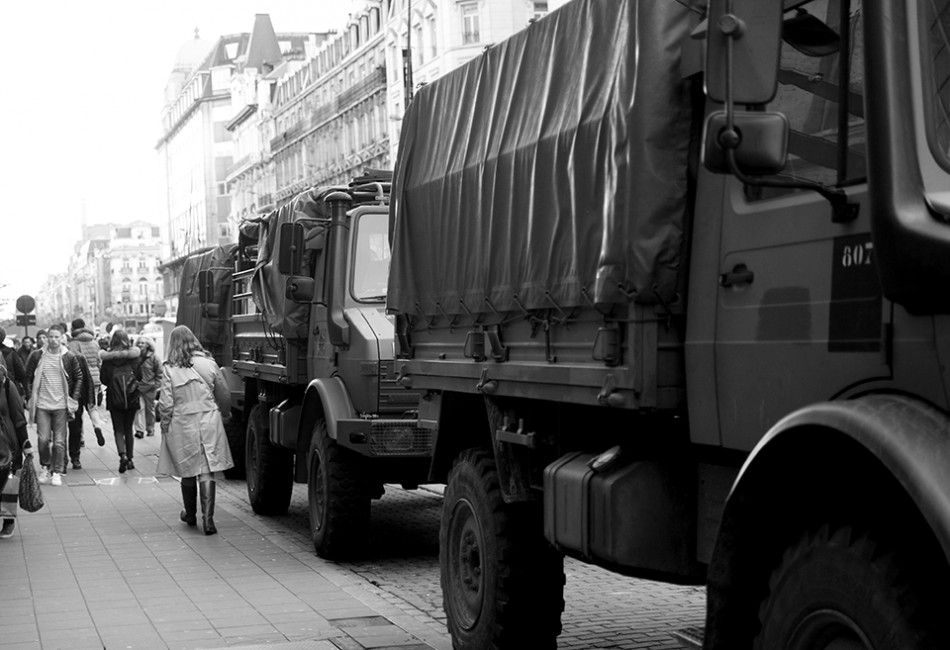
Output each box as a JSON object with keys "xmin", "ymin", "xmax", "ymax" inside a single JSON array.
[
  {"xmin": 23, "ymin": 324, "xmax": 82, "ymax": 487},
  {"xmin": 99, "ymin": 329, "xmax": 142, "ymax": 473},
  {"xmin": 16, "ymin": 336, "xmax": 34, "ymax": 369},
  {"xmin": 0, "ymin": 327, "xmax": 28, "ymax": 398},
  {"xmin": 34, "ymin": 330, "xmax": 48, "ymax": 351},
  {"xmin": 68, "ymin": 318, "xmax": 106, "ymax": 453},
  {"xmin": 0, "ymin": 357, "xmax": 33, "ymax": 538},
  {"xmin": 157, "ymin": 325, "xmax": 233, "ymax": 535},
  {"xmin": 133, "ymin": 336, "xmax": 162, "ymax": 439}
]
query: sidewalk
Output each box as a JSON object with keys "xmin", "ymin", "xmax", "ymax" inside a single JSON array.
[{"xmin": 0, "ymin": 413, "xmax": 452, "ymax": 650}]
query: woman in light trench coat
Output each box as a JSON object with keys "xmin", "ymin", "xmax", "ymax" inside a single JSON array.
[{"xmin": 157, "ymin": 325, "xmax": 233, "ymax": 535}]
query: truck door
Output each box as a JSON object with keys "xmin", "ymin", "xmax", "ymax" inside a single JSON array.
[{"xmin": 714, "ymin": 1, "xmax": 891, "ymax": 451}]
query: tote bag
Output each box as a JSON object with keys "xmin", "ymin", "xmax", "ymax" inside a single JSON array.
[{"xmin": 19, "ymin": 460, "xmax": 44, "ymax": 513}]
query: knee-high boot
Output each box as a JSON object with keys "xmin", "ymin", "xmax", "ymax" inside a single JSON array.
[
  {"xmin": 199, "ymin": 479, "xmax": 217, "ymax": 535},
  {"xmin": 180, "ymin": 479, "xmax": 197, "ymax": 526}
]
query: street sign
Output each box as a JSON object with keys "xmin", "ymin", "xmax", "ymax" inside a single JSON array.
[
  {"xmin": 15, "ymin": 295, "xmax": 35, "ymax": 314},
  {"xmin": 15, "ymin": 314, "xmax": 36, "ymax": 326}
]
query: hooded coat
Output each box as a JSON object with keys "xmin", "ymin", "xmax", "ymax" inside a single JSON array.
[
  {"xmin": 156, "ymin": 353, "xmax": 233, "ymax": 477},
  {"xmin": 68, "ymin": 327, "xmax": 102, "ymax": 388},
  {"xmin": 98, "ymin": 347, "xmax": 142, "ymax": 412}
]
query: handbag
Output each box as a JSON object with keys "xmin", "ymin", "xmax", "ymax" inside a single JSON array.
[
  {"xmin": 0, "ymin": 471, "xmax": 18, "ymax": 519},
  {"xmin": 18, "ymin": 460, "xmax": 44, "ymax": 513}
]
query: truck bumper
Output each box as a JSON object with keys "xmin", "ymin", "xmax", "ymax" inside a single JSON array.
[{"xmin": 336, "ymin": 419, "xmax": 433, "ymax": 457}]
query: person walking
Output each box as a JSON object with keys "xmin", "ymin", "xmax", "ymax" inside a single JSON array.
[
  {"xmin": 157, "ymin": 325, "xmax": 233, "ymax": 535},
  {"xmin": 68, "ymin": 318, "xmax": 106, "ymax": 453},
  {"xmin": 16, "ymin": 336, "xmax": 34, "ymax": 370},
  {"xmin": 99, "ymin": 330, "xmax": 142, "ymax": 473},
  {"xmin": 133, "ymin": 336, "xmax": 162, "ymax": 439},
  {"xmin": 24, "ymin": 324, "xmax": 82, "ymax": 486},
  {"xmin": 0, "ymin": 327, "xmax": 28, "ymax": 399},
  {"xmin": 0, "ymin": 358, "xmax": 33, "ymax": 539}
]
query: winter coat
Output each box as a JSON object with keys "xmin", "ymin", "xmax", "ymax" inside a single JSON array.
[
  {"xmin": 98, "ymin": 347, "xmax": 142, "ymax": 412},
  {"xmin": 156, "ymin": 353, "xmax": 233, "ymax": 477},
  {"xmin": 136, "ymin": 343, "xmax": 162, "ymax": 396},
  {"xmin": 0, "ymin": 372, "xmax": 30, "ymax": 472},
  {"xmin": 68, "ymin": 328, "xmax": 102, "ymax": 388},
  {"xmin": 25, "ymin": 348, "xmax": 84, "ymax": 417}
]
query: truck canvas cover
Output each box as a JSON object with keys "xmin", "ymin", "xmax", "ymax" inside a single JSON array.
[
  {"xmin": 388, "ymin": 0, "xmax": 693, "ymax": 318},
  {"xmin": 242, "ymin": 189, "xmax": 331, "ymax": 339},
  {"xmin": 176, "ymin": 244, "xmax": 237, "ymax": 350}
]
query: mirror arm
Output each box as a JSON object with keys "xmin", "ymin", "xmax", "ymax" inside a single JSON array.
[{"xmin": 719, "ymin": 1, "xmax": 857, "ymax": 224}]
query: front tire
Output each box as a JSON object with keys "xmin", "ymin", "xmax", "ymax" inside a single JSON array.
[
  {"xmin": 245, "ymin": 404, "xmax": 293, "ymax": 515},
  {"xmin": 440, "ymin": 448, "xmax": 564, "ymax": 650},
  {"xmin": 308, "ymin": 418, "xmax": 371, "ymax": 559},
  {"xmin": 755, "ymin": 525, "xmax": 942, "ymax": 649}
]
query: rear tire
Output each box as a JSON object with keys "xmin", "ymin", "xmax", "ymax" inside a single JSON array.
[
  {"xmin": 440, "ymin": 448, "xmax": 564, "ymax": 650},
  {"xmin": 755, "ymin": 525, "xmax": 943, "ymax": 649},
  {"xmin": 308, "ymin": 418, "xmax": 371, "ymax": 559},
  {"xmin": 245, "ymin": 404, "xmax": 293, "ymax": 515}
]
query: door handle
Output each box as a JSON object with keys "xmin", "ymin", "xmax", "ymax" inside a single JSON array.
[{"xmin": 719, "ymin": 264, "xmax": 754, "ymax": 287}]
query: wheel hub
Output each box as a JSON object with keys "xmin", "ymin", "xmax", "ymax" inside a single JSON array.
[
  {"xmin": 449, "ymin": 498, "xmax": 483, "ymax": 630},
  {"xmin": 788, "ymin": 609, "xmax": 871, "ymax": 650}
]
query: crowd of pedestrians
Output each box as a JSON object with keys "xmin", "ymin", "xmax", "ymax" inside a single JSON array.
[{"xmin": 0, "ymin": 319, "xmax": 233, "ymax": 539}]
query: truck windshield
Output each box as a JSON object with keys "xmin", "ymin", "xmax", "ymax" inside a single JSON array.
[
  {"xmin": 921, "ymin": 0, "xmax": 950, "ymax": 171},
  {"xmin": 351, "ymin": 211, "xmax": 391, "ymax": 301}
]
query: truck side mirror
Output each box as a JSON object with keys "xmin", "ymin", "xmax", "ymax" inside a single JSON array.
[
  {"xmin": 705, "ymin": 0, "xmax": 783, "ymax": 105},
  {"xmin": 197, "ymin": 269, "xmax": 214, "ymax": 304},
  {"xmin": 277, "ymin": 222, "xmax": 305, "ymax": 275},
  {"xmin": 702, "ymin": 111, "xmax": 788, "ymax": 175}
]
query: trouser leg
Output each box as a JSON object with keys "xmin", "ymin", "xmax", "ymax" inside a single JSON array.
[
  {"xmin": 35, "ymin": 410, "xmax": 52, "ymax": 468},
  {"xmin": 50, "ymin": 409, "xmax": 68, "ymax": 474},
  {"xmin": 67, "ymin": 408, "xmax": 84, "ymax": 463}
]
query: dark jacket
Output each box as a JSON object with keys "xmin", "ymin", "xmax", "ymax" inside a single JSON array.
[
  {"xmin": 99, "ymin": 347, "xmax": 142, "ymax": 412},
  {"xmin": 0, "ymin": 371, "xmax": 30, "ymax": 472},
  {"xmin": 25, "ymin": 348, "xmax": 84, "ymax": 407},
  {"xmin": 1, "ymin": 347, "xmax": 27, "ymax": 396},
  {"xmin": 75, "ymin": 355, "xmax": 96, "ymax": 407}
]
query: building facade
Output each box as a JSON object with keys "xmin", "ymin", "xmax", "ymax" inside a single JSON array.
[
  {"xmin": 270, "ymin": 3, "xmax": 390, "ymax": 204},
  {"xmin": 157, "ymin": 19, "xmax": 327, "ymax": 316}
]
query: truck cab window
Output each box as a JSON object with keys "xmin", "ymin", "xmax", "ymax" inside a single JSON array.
[
  {"xmin": 922, "ymin": 0, "xmax": 950, "ymax": 169},
  {"xmin": 351, "ymin": 212, "xmax": 390, "ymax": 301},
  {"xmin": 747, "ymin": 0, "xmax": 867, "ymax": 201}
]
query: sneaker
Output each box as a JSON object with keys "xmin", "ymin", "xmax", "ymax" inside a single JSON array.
[
  {"xmin": 0, "ymin": 519, "xmax": 14, "ymax": 539},
  {"xmin": 38, "ymin": 467, "xmax": 51, "ymax": 485},
  {"xmin": 51, "ymin": 473, "xmax": 63, "ymax": 487},
  {"xmin": 127, "ymin": 459, "xmax": 135, "ymax": 470},
  {"xmin": 134, "ymin": 431, "xmax": 145, "ymax": 439},
  {"xmin": 94, "ymin": 427, "xmax": 105, "ymax": 446},
  {"xmin": 72, "ymin": 460, "xmax": 82, "ymax": 470},
  {"xmin": 146, "ymin": 431, "xmax": 155, "ymax": 437},
  {"xmin": 119, "ymin": 455, "xmax": 128, "ymax": 473}
]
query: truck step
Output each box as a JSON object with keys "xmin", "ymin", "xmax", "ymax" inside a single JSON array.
[{"xmin": 672, "ymin": 626, "xmax": 704, "ymax": 649}]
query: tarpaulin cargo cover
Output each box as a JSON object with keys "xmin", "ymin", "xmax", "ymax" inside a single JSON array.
[
  {"xmin": 176, "ymin": 244, "xmax": 237, "ymax": 350},
  {"xmin": 388, "ymin": 0, "xmax": 692, "ymax": 318}
]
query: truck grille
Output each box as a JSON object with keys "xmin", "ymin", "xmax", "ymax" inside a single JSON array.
[{"xmin": 369, "ymin": 420, "xmax": 433, "ymax": 457}]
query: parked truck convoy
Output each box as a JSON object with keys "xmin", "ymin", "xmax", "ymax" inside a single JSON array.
[
  {"xmin": 189, "ymin": 172, "xmax": 428, "ymax": 559},
  {"xmin": 382, "ymin": 0, "xmax": 950, "ymax": 648}
]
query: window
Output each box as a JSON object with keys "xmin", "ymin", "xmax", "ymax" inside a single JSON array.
[
  {"xmin": 461, "ymin": 3, "xmax": 480, "ymax": 45},
  {"xmin": 748, "ymin": 1, "xmax": 866, "ymax": 200},
  {"xmin": 351, "ymin": 211, "xmax": 391, "ymax": 301},
  {"xmin": 923, "ymin": 0, "xmax": 950, "ymax": 169}
]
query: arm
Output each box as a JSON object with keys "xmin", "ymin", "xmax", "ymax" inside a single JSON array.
[
  {"xmin": 5, "ymin": 379, "xmax": 31, "ymax": 454},
  {"xmin": 211, "ymin": 363, "xmax": 231, "ymax": 415},
  {"xmin": 157, "ymin": 366, "xmax": 173, "ymax": 434},
  {"xmin": 65, "ymin": 353, "xmax": 83, "ymax": 404}
]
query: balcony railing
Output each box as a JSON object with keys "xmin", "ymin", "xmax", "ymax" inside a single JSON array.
[{"xmin": 337, "ymin": 66, "xmax": 386, "ymax": 111}]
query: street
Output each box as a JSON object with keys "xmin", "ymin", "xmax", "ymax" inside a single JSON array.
[{"xmin": 213, "ymin": 477, "xmax": 707, "ymax": 650}]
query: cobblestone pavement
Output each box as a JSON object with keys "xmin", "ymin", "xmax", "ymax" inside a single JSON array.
[{"xmin": 213, "ymin": 478, "xmax": 707, "ymax": 650}]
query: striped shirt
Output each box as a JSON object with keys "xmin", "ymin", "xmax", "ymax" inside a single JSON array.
[{"xmin": 37, "ymin": 350, "xmax": 67, "ymax": 411}]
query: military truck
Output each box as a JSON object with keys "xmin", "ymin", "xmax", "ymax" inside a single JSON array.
[
  {"xmin": 207, "ymin": 172, "xmax": 428, "ymax": 559},
  {"xmin": 387, "ymin": 0, "xmax": 950, "ymax": 647}
]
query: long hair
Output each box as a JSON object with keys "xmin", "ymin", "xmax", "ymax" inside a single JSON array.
[
  {"xmin": 109, "ymin": 329, "xmax": 132, "ymax": 351},
  {"xmin": 165, "ymin": 325, "xmax": 206, "ymax": 368}
]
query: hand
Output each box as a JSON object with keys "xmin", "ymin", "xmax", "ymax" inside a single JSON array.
[{"xmin": 23, "ymin": 447, "xmax": 33, "ymax": 457}]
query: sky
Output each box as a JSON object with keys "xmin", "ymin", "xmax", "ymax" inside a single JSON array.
[{"xmin": 0, "ymin": 0, "xmax": 360, "ymax": 317}]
